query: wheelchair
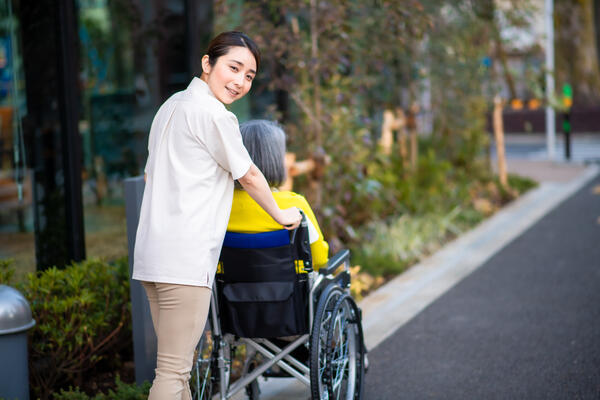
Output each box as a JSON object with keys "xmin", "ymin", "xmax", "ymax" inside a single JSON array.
[{"xmin": 191, "ymin": 215, "xmax": 366, "ymax": 400}]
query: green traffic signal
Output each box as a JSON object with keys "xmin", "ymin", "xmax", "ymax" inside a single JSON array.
[{"xmin": 562, "ymin": 83, "xmax": 573, "ymax": 108}]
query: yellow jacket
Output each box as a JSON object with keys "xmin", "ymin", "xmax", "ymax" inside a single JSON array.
[{"xmin": 227, "ymin": 190, "xmax": 329, "ymax": 269}]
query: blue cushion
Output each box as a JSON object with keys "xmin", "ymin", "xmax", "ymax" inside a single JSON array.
[{"xmin": 223, "ymin": 230, "xmax": 290, "ymax": 249}]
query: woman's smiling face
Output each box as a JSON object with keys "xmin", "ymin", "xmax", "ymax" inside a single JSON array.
[{"xmin": 201, "ymin": 46, "xmax": 257, "ymax": 104}]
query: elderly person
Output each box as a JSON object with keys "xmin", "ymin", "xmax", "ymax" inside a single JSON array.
[{"xmin": 227, "ymin": 119, "xmax": 329, "ymax": 269}]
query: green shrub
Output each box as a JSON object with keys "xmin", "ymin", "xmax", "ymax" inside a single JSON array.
[
  {"xmin": 3, "ymin": 257, "xmax": 132, "ymax": 399},
  {"xmin": 352, "ymin": 207, "xmax": 483, "ymax": 277},
  {"xmin": 507, "ymin": 173, "xmax": 538, "ymax": 194},
  {"xmin": 53, "ymin": 376, "xmax": 150, "ymax": 400},
  {"xmin": 0, "ymin": 258, "xmax": 15, "ymax": 284},
  {"xmin": 351, "ymin": 171, "xmax": 537, "ymax": 277}
]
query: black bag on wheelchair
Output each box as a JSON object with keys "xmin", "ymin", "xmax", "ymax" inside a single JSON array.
[{"xmin": 217, "ymin": 222, "xmax": 312, "ymax": 338}]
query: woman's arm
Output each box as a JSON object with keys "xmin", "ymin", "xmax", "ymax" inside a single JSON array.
[{"xmin": 238, "ymin": 164, "xmax": 301, "ymax": 229}]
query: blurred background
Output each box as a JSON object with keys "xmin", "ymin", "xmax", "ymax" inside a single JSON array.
[{"xmin": 0, "ymin": 0, "xmax": 598, "ymax": 278}]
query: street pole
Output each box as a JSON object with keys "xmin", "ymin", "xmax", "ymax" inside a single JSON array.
[
  {"xmin": 545, "ymin": 0, "xmax": 555, "ymax": 160},
  {"xmin": 563, "ymin": 112, "xmax": 571, "ymax": 160}
]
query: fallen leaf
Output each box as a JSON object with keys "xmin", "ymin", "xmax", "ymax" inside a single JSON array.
[{"xmin": 473, "ymin": 198, "xmax": 494, "ymax": 215}]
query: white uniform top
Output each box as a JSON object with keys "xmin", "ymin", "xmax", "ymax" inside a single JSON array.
[{"xmin": 132, "ymin": 77, "xmax": 253, "ymax": 287}]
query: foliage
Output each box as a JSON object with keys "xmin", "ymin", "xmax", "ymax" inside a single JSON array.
[
  {"xmin": 351, "ymin": 172, "xmax": 536, "ymax": 279},
  {"xmin": 52, "ymin": 376, "xmax": 150, "ymax": 400},
  {"xmin": 0, "ymin": 258, "xmax": 15, "ymax": 284},
  {"xmin": 351, "ymin": 207, "xmax": 474, "ymax": 278},
  {"xmin": 555, "ymin": 0, "xmax": 600, "ymax": 105},
  {"xmin": 505, "ymin": 173, "xmax": 537, "ymax": 194},
  {"xmin": 1, "ymin": 257, "xmax": 132, "ymax": 399},
  {"xmin": 213, "ymin": 0, "xmax": 539, "ymax": 252},
  {"xmin": 424, "ymin": 5, "xmax": 492, "ymax": 166}
]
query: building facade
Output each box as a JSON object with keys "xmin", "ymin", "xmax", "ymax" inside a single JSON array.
[{"xmin": 0, "ymin": 1, "xmax": 218, "ymax": 272}]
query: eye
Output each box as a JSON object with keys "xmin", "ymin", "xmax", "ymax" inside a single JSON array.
[
  {"xmin": 246, "ymin": 74, "xmax": 254, "ymax": 82},
  {"xmin": 230, "ymin": 65, "xmax": 239, "ymax": 72}
]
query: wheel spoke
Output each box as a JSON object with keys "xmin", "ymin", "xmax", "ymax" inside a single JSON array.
[
  {"xmin": 331, "ymin": 314, "xmax": 350, "ymax": 399},
  {"xmin": 321, "ymin": 294, "xmax": 365, "ymax": 400},
  {"xmin": 199, "ymin": 369, "xmax": 207, "ymax": 398}
]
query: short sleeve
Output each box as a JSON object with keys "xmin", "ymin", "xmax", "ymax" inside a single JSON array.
[{"xmin": 204, "ymin": 112, "xmax": 253, "ymax": 180}]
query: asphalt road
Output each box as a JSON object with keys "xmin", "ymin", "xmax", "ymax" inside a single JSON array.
[{"xmin": 364, "ymin": 174, "xmax": 600, "ymax": 399}]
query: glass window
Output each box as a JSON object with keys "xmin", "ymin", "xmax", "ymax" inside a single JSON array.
[
  {"xmin": 76, "ymin": 0, "xmax": 198, "ymax": 262},
  {"xmin": 0, "ymin": 0, "xmax": 34, "ymax": 279}
]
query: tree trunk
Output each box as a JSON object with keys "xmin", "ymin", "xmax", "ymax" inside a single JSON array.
[{"xmin": 493, "ymin": 96, "xmax": 508, "ymax": 188}]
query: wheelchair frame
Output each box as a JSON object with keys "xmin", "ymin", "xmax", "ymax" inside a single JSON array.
[{"xmin": 192, "ymin": 248, "xmax": 365, "ymax": 400}]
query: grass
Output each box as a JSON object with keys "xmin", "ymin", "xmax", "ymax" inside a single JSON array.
[{"xmin": 351, "ymin": 207, "xmax": 479, "ymax": 277}]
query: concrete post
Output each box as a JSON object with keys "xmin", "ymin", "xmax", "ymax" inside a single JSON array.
[{"xmin": 124, "ymin": 176, "xmax": 156, "ymax": 385}]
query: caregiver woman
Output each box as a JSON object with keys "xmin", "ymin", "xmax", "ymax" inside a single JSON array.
[{"xmin": 132, "ymin": 31, "xmax": 301, "ymax": 400}]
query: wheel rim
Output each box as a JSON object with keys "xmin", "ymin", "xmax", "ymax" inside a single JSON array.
[
  {"xmin": 191, "ymin": 329, "xmax": 230, "ymax": 400},
  {"xmin": 311, "ymin": 286, "xmax": 345, "ymax": 400},
  {"xmin": 327, "ymin": 296, "xmax": 358, "ymax": 400},
  {"xmin": 191, "ymin": 331, "xmax": 214, "ymax": 400}
]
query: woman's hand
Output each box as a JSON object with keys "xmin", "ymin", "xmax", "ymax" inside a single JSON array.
[{"xmin": 277, "ymin": 207, "xmax": 302, "ymax": 230}]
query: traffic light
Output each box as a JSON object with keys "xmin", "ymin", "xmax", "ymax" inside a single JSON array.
[{"xmin": 562, "ymin": 83, "xmax": 573, "ymax": 109}]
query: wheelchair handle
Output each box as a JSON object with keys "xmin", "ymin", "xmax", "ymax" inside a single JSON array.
[{"xmin": 289, "ymin": 210, "xmax": 307, "ymax": 245}]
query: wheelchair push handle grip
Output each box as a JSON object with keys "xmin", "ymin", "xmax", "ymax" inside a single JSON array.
[{"xmin": 289, "ymin": 210, "xmax": 307, "ymax": 244}]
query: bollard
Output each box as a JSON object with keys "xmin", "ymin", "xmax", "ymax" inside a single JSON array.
[
  {"xmin": 0, "ymin": 285, "xmax": 36, "ymax": 400},
  {"xmin": 124, "ymin": 175, "xmax": 157, "ymax": 385}
]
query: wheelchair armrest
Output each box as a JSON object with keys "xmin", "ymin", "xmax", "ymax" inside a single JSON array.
[{"xmin": 319, "ymin": 249, "xmax": 350, "ymax": 275}]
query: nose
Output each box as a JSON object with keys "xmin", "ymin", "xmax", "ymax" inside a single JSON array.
[{"xmin": 234, "ymin": 73, "xmax": 244, "ymax": 88}]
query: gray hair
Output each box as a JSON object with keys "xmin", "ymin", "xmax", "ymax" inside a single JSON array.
[{"xmin": 239, "ymin": 119, "xmax": 286, "ymax": 187}]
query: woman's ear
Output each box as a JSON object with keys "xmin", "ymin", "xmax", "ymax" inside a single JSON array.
[{"xmin": 201, "ymin": 55, "xmax": 211, "ymax": 75}]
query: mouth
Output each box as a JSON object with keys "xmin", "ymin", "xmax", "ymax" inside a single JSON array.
[{"xmin": 226, "ymin": 87, "xmax": 240, "ymax": 97}]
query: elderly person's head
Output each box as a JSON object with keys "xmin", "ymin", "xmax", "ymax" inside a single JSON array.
[{"xmin": 239, "ymin": 120, "xmax": 286, "ymax": 188}]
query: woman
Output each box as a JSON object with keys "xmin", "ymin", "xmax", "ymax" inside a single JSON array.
[
  {"xmin": 228, "ymin": 120, "xmax": 329, "ymax": 269},
  {"xmin": 132, "ymin": 32, "xmax": 301, "ymax": 400}
]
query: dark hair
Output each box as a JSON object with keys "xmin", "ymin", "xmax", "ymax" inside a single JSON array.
[
  {"xmin": 239, "ymin": 120, "xmax": 286, "ymax": 188},
  {"xmin": 205, "ymin": 31, "xmax": 261, "ymax": 71}
]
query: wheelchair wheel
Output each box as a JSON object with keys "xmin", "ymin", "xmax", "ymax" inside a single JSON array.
[
  {"xmin": 309, "ymin": 284, "xmax": 345, "ymax": 399},
  {"xmin": 190, "ymin": 327, "xmax": 231, "ymax": 400},
  {"xmin": 325, "ymin": 294, "xmax": 365, "ymax": 400},
  {"xmin": 190, "ymin": 330, "xmax": 216, "ymax": 400}
]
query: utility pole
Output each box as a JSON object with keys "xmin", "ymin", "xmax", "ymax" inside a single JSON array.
[{"xmin": 545, "ymin": 0, "xmax": 556, "ymax": 160}]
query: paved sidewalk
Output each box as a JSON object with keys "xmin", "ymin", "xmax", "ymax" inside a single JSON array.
[
  {"xmin": 242, "ymin": 160, "xmax": 599, "ymax": 399},
  {"xmin": 490, "ymin": 132, "xmax": 600, "ymax": 164},
  {"xmin": 495, "ymin": 159, "xmax": 588, "ymax": 183}
]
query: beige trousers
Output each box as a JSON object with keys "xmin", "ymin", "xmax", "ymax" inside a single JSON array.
[{"xmin": 141, "ymin": 281, "xmax": 212, "ymax": 400}]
